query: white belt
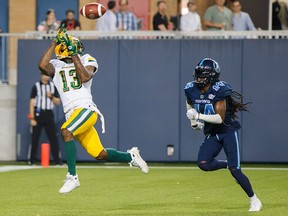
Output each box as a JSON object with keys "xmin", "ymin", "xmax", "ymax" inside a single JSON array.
[{"xmin": 89, "ymin": 104, "xmax": 105, "ymax": 133}]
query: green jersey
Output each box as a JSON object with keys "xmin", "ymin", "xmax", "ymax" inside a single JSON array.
[{"xmin": 204, "ymin": 5, "xmax": 232, "ymax": 31}]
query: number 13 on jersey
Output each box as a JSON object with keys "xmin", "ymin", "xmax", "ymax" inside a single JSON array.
[{"xmin": 59, "ymin": 69, "xmax": 82, "ymax": 92}]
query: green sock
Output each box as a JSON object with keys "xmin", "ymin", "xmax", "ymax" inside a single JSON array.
[
  {"xmin": 64, "ymin": 140, "xmax": 77, "ymax": 175},
  {"xmin": 106, "ymin": 148, "xmax": 132, "ymax": 162}
]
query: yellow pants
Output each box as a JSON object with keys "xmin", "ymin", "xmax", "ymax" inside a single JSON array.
[{"xmin": 61, "ymin": 108, "xmax": 104, "ymax": 158}]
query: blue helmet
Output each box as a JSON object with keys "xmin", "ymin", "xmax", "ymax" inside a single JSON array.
[{"xmin": 194, "ymin": 58, "xmax": 221, "ymax": 89}]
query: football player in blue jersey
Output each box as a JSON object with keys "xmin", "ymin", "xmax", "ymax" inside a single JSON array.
[{"xmin": 184, "ymin": 58, "xmax": 262, "ymax": 211}]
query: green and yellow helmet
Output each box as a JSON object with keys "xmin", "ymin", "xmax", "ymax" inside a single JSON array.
[{"xmin": 54, "ymin": 36, "xmax": 84, "ymax": 59}]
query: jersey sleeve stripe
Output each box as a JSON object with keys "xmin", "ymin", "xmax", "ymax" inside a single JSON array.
[{"xmin": 88, "ymin": 57, "xmax": 96, "ymax": 62}]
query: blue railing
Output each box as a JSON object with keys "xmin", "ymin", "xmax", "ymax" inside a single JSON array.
[{"xmin": 0, "ymin": 36, "xmax": 7, "ymax": 83}]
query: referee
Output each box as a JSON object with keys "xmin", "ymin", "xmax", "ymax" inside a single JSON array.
[{"xmin": 29, "ymin": 74, "xmax": 61, "ymax": 165}]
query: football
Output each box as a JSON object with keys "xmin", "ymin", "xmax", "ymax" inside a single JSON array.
[{"xmin": 80, "ymin": 3, "xmax": 106, "ymax": 20}]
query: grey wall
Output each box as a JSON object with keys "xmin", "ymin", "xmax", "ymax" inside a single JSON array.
[
  {"xmin": 242, "ymin": 40, "xmax": 288, "ymax": 162},
  {"xmin": 17, "ymin": 39, "xmax": 288, "ymax": 163},
  {"xmin": 0, "ymin": 85, "xmax": 16, "ymax": 160},
  {"xmin": 118, "ymin": 40, "xmax": 181, "ymax": 161}
]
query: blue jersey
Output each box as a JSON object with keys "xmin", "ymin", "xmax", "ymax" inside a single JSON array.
[{"xmin": 184, "ymin": 81, "xmax": 241, "ymax": 135}]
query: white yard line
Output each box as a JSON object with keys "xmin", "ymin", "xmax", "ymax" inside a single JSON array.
[
  {"xmin": 0, "ymin": 165, "xmax": 41, "ymax": 172},
  {"xmin": 0, "ymin": 165, "xmax": 288, "ymax": 173},
  {"xmin": 75, "ymin": 166, "xmax": 288, "ymax": 171}
]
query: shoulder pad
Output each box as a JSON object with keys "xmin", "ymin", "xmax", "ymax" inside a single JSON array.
[
  {"xmin": 82, "ymin": 54, "xmax": 98, "ymax": 73},
  {"xmin": 82, "ymin": 54, "xmax": 97, "ymax": 62},
  {"xmin": 184, "ymin": 81, "xmax": 194, "ymax": 90},
  {"xmin": 212, "ymin": 81, "xmax": 231, "ymax": 91},
  {"xmin": 212, "ymin": 81, "xmax": 232, "ymax": 100}
]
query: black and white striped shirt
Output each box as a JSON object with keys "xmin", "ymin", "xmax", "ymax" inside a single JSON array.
[{"xmin": 30, "ymin": 81, "xmax": 59, "ymax": 110}]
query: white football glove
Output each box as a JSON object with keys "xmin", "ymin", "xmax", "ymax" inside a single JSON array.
[
  {"xmin": 186, "ymin": 108, "xmax": 199, "ymax": 120},
  {"xmin": 191, "ymin": 121, "xmax": 204, "ymax": 130}
]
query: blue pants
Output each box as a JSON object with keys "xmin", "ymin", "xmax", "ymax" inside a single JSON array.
[
  {"xmin": 197, "ymin": 131, "xmax": 255, "ymax": 197},
  {"xmin": 198, "ymin": 131, "xmax": 240, "ymax": 169}
]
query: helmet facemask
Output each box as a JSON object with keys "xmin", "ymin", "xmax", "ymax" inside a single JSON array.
[{"xmin": 194, "ymin": 66, "xmax": 213, "ymax": 89}]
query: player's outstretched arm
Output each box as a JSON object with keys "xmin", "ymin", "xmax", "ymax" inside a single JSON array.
[
  {"xmin": 38, "ymin": 42, "xmax": 56, "ymax": 77},
  {"xmin": 61, "ymin": 33, "xmax": 94, "ymax": 83},
  {"xmin": 38, "ymin": 26, "xmax": 67, "ymax": 77},
  {"xmin": 71, "ymin": 55, "xmax": 94, "ymax": 83}
]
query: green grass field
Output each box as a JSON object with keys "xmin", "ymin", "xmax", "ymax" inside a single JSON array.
[{"xmin": 0, "ymin": 164, "xmax": 287, "ymax": 216}]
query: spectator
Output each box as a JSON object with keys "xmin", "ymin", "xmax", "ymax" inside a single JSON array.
[
  {"xmin": 272, "ymin": 0, "xmax": 282, "ymax": 30},
  {"xmin": 180, "ymin": 1, "xmax": 202, "ymax": 31},
  {"xmin": 29, "ymin": 74, "xmax": 62, "ymax": 165},
  {"xmin": 170, "ymin": 15, "xmax": 181, "ymax": 31},
  {"xmin": 116, "ymin": 0, "xmax": 137, "ymax": 31},
  {"xmin": 96, "ymin": 1, "xmax": 117, "ymax": 31},
  {"xmin": 170, "ymin": 0, "xmax": 182, "ymax": 31},
  {"xmin": 231, "ymin": 0, "xmax": 256, "ymax": 31},
  {"xmin": 37, "ymin": 9, "xmax": 60, "ymax": 34},
  {"xmin": 153, "ymin": 1, "xmax": 173, "ymax": 31},
  {"xmin": 204, "ymin": 0, "xmax": 232, "ymax": 31},
  {"xmin": 60, "ymin": 9, "xmax": 81, "ymax": 30},
  {"xmin": 278, "ymin": 1, "xmax": 288, "ymax": 30}
]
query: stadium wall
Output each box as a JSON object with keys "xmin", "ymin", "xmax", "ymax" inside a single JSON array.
[
  {"xmin": 0, "ymin": 84, "xmax": 16, "ymax": 160},
  {"xmin": 15, "ymin": 39, "xmax": 288, "ymax": 163}
]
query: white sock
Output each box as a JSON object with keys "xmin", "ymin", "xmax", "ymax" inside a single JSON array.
[{"xmin": 250, "ymin": 194, "xmax": 257, "ymax": 201}]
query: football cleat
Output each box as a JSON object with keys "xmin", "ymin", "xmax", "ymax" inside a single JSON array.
[
  {"xmin": 249, "ymin": 195, "xmax": 263, "ymax": 211},
  {"xmin": 128, "ymin": 147, "xmax": 149, "ymax": 174},
  {"xmin": 59, "ymin": 173, "xmax": 80, "ymax": 194}
]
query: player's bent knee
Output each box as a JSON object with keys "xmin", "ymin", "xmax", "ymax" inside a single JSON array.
[
  {"xmin": 95, "ymin": 149, "xmax": 107, "ymax": 161},
  {"xmin": 229, "ymin": 167, "xmax": 242, "ymax": 178},
  {"xmin": 61, "ymin": 128, "xmax": 73, "ymax": 142},
  {"xmin": 198, "ymin": 161, "xmax": 209, "ymax": 172},
  {"xmin": 229, "ymin": 167, "xmax": 243, "ymax": 184},
  {"xmin": 86, "ymin": 147, "xmax": 103, "ymax": 159},
  {"xmin": 229, "ymin": 167, "xmax": 240, "ymax": 174}
]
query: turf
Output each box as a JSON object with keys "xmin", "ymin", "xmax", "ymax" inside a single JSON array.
[{"xmin": 0, "ymin": 165, "xmax": 287, "ymax": 216}]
